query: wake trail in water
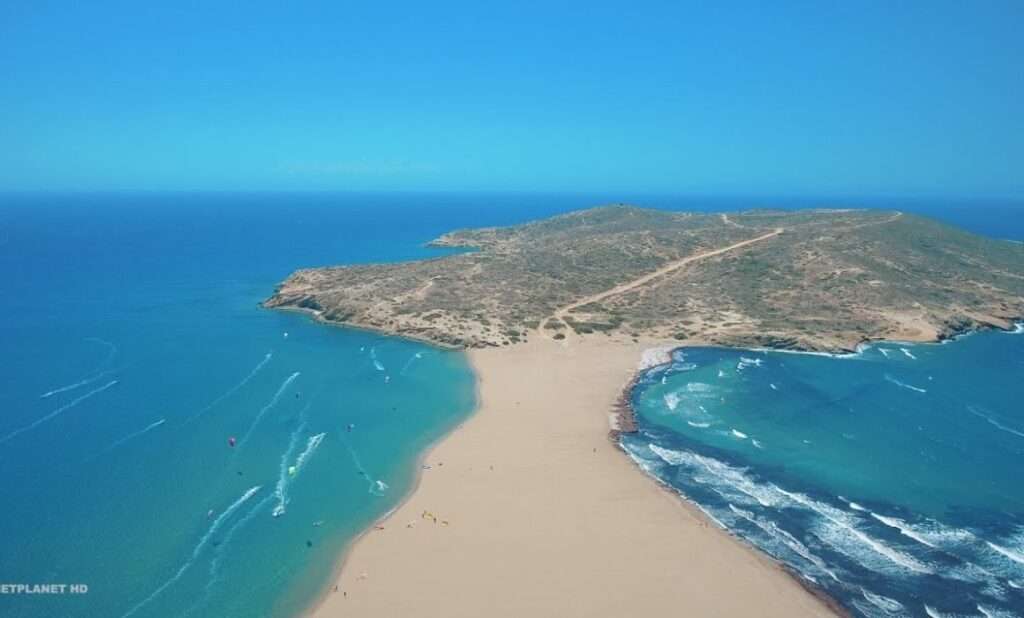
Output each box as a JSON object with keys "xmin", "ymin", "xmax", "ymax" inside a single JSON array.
[
  {"xmin": 95, "ymin": 418, "xmax": 166, "ymax": 457},
  {"xmin": 121, "ymin": 485, "xmax": 262, "ymax": 618},
  {"xmin": 179, "ymin": 493, "xmax": 273, "ymax": 618},
  {"xmin": 271, "ymin": 421, "xmax": 307, "ymax": 518},
  {"xmin": 2, "ymin": 380, "xmax": 119, "ymax": 445},
  {"xmin": 399, "ymin": 352, "xmax": 424, "ymax": 376},
  {"xmin": 884, "ymin": 374, "xmax": 927, "ymax": 394},
  {"xmin": 968, "ymin": 406, "xmax": 1024, "ymax": 440},
  {"xmin": 183, "ymin": 352, "xmax": 273, "ymax": 425},
  {"xmin": 238, "ymin": 371, "xmax": 299, "ymax": 448},
  {"xmin": 40, "ymin": 338, "xmax": 118, "ymax": 398},
  {"xmin": 341, "ymin": 434, "xmax": 388, "ymax": 496}
]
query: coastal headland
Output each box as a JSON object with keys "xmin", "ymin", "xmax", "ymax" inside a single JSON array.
[{"xmin": 266, "ymin": 206, "xmax": 1024, "ymax": 616}]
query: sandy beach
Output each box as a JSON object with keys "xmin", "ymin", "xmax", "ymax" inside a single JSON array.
[{"xmin": 308, "ymin": 336, "xmax": 836, "ymax": 617}]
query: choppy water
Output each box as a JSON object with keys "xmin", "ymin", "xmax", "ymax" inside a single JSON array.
[{"xmin": 623, "ymin": 328, "xmax": 1024, "ymax": 617}]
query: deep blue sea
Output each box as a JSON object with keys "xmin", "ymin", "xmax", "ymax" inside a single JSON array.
[{"xmin": 0, "ymin": 192, "xmax": 1021, "ymax": 617}]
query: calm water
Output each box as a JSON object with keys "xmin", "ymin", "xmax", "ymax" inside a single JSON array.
[{"xmin": 0, "ymin": 192, "xmax": 1021, "ymax": 617}]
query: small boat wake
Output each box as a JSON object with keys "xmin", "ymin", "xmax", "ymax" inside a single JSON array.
[
  {"xmin": 121, "ymin": 485, "xmax": 262, "ymax": 618},
  {"xmin": 40, "ymin": 338, "xmax": 118, "ymax": 399},
  {"xmin": 184, "ymin": 352, "xmax": 273, "ymax": 425},
  {"xmin": 272, "ymin": 432, "xmax": 326, "ymax": 518},
  {"xmin": 237, "ymin": 371, "xmax": 299, "ymax": 448},
  {"xmin": 1, "ymin": 379, "xmax": 119, "ymax": 446}
]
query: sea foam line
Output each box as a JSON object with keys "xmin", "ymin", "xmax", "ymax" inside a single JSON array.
[
  {"xmin": 986, "ymin": 541, "xmax": 1024, "ymax": 566},
  {"xmin": 1, "ymin": 380, "xmax": 119, "ymax": 446},
  {"xmin": 121, "ymin": 485, "xmax": 262, "ymax": 618},
  {"xmin": 870, "ymin": 513, "xmax": 938, "ymax": 548},
  {"xmin": 184, "ymin": 352, "xmax": 273, "ymax": 424},
  {"xmin": 772, "ymin": 486, "xmax": 933, "ymax": 574},
  {"xmin": 238, "ymin": 371, "xmax": 299, "ymax": 448}
]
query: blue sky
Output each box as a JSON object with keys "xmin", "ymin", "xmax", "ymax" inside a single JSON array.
[{"xmin": 1, "ymin": 1, "xmax": 1021, "ymax": 196}]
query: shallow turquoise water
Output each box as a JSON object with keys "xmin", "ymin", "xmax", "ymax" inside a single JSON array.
[
  {"xmin": 0, "ymin": 196, "xmax": 491, "ymax": 618},
  {"xmin": 623, "ymin": 329, "xmax": 1024, "ymax": 617},
  {"xmin": 2, "ymin": 193, "xmax": 1022, "ymax": 617}
]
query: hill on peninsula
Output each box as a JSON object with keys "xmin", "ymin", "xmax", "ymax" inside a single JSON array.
[{"xmin": 265, "ymin": 206, "xmax": 1024, "ymax": 352}]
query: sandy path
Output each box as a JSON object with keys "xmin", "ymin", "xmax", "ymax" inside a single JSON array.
[
  {"xmin": 309, "ymin": 337, "xmax": 834, "ymax": 618},
  {"xmin": 540, "ymin": 228, "xmax": 783, "ymax": 338}
]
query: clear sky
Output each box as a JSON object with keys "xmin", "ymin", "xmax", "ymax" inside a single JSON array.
[{"xmin": 1, "ymin": 1, "xmax": 1021, "ymax": 196}]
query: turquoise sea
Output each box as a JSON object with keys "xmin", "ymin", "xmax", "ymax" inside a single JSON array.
[{"xmin": 0, "ymin": 193, "xmax": 1021, "ymax": 617}]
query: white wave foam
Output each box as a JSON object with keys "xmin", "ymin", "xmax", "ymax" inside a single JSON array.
[
  {"xmin": 978, "ymin": 605, "xmax": 1017, "ymax": 618},
  {"xmin": 648, "ymin": 445, "xmax": 785, "ymax": 508},
  {"xmin": 872, "ymin": 512, "xmax": 976, "ymax": 552},
  {"xmin": 737, "ymin": 357, "xmax": 764, "ymax": 371},
  {"xmin": 121, "ymin": 485, "xmax": 262, "ymax": 617},
  {"xmin": 968, "ymin": 406, "xmax": 1024, "ymax": 440},
  {"xmin": 728, "ymin": 504, "xmax": 835, "ymax": 577},
  {"xmin": 731, "ymin": 429, "xmax": 748, "ymax": 439},
  {"xmin": 986, "ymin": 541, "xmax": 1024, "ymax": 566},
  {"xmin": 185, "ymin": 352, "xmax": 273, "ymax": 424},
  {"xmin": 238, "ymin": 371, "xmax": 299, "ymax": 447},
  {"xmin": 751, "ymin": 439, "xmax": 764, "ymax": 449},
  {"xmin": 884, "ymin": 374, "xmax": 927, "ymax": 393},
  {"xmin": 774, "ymin": 487, "xmax": 932, "ymax": 574},
  {"xmin": 861, "ymin": 588, "xmax": 905, "ymax": 614},
  {"xmin": 717, "ymin": 369, "xmax": 726, "ymax": 378},
  {"xmin": 663, "ymin": 392, "xmax": 680, "ymax": 411},
  {"xmin": 639, "ymin": 346, "xmax": 674, "ymax": 370},
  {"xmin": 879, "ymin": 348, "xmax": 893, "ymax": 358},
  {"xmin": 687, "ymin": 421, "xmax": 710, "ymax": 428},
  {"xmin": 871, "ymin": 513, "xmax": 938, "ymax": 548},
  {"xmin": 373, "ymin": 360, "xmax": 385, "ymax": 372},
  {"xmin": 686, "ymin": 382, "xmax": 713, "ymax": 393},
  {"xmin": 900, "ymin": 348, "xmax": 917, "ymax": 360},
  {"xmin": 849, "ymin": 502, "xmax": 867, "ymax": 511},
  {"xmin": 1, "ymin": 379, "xmax": 119, "ymax": 445}
]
